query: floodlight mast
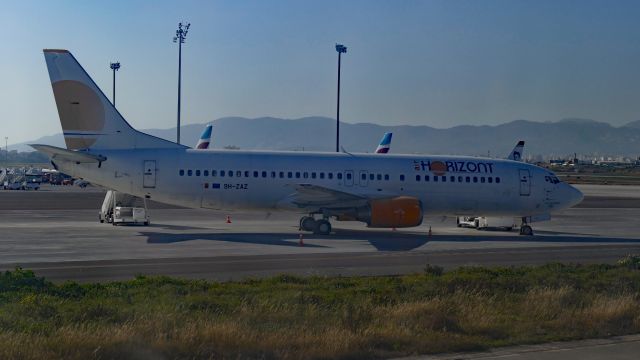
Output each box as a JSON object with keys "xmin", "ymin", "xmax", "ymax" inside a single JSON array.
[
  {"xmin": 335, "ymin": 44, "xmax": 347, "ymax": 152},
  {"xmin": 173, "ymin": 22, "xmax": 190, "ymax": 145},
  {"xmin": 109, "ymin": 62, "xmax": 120, "ymax": 106}
]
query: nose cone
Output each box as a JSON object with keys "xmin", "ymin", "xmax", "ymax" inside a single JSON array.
[{"xmin": 563, "ymin": 184, "xmax": 584, "ymax": 208}]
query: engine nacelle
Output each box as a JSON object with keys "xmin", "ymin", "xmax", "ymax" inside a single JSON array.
[
  {"xmin": 367, "ymin": 196, "xmax": 423, "ymax": 228},
  {"xmin": 331, "ymin": 197, "xmax": 424, "ymax": 228}
]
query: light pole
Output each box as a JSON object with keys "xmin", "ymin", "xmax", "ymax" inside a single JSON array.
[
  {"xmin": 335, "ymin": 44, "xmax": 347, "ymax": 152},
  {"xmin": 4, "ymin": 137, "xmax": 7, "ymax": 164},
  {"xmin": 110, "ymin": 62, "xmax": 120, "ymax": 106},
  {"xmin": 173, "ymin": 22, "xmax": 190, "ymax": 145}
]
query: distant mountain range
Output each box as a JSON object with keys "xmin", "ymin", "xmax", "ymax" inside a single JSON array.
[{"xmin": 12, "ymin": 117, "xmax": 640, "ymax": 157}]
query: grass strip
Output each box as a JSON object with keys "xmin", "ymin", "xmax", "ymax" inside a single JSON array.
[{"xmin": 1, "ymin": 256, "xmax": 640, "ymax": 359}]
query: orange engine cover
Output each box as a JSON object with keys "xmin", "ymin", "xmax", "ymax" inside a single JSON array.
[{"xmin": 368, "ymin": 196, "xmax": 423, "ymax": 228}]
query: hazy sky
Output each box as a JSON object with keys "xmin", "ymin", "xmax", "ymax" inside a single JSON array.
[{"xmin": 2, "ymin": 0, "xmax": 640, "ymax": 145}]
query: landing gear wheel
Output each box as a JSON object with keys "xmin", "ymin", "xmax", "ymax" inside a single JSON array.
[
  {"xmin": 519, "ymin": 225, "xmax": 533, "ymax": 236},
  {"xmin": 300, "ymin": 216, "xmax": 316, "ymax": 232},
  {"xmin": 314, "ymin": 220, "xmax": 332, "ymax": 235}
]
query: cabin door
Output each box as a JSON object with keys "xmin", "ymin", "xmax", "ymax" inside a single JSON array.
[
  {"xmin": 143, "ymin": 160, "xmax": 156, "ymax": 188},
  {"xmin": 344, "ymin": 170, "xmax": 354, "ymax": 186},
  {"xmin": 359, "ymin": 170, "xmax": 369, "ymax": 187},
  {"xmin": 518, "ymin": 169, "xmax": 530, "ymax": 196}
]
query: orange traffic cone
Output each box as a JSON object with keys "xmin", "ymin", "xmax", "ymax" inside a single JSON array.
[
  {"xmin": 428, "ymin": 226, "xmax": 432, "ymax": 238},
  {"xmin": 299, "ymin": 233, "xmax": 304, "ymax": 246},
  {"xmin": 226, "ymin": 215, "xmax": 232, "ymax": 224}
]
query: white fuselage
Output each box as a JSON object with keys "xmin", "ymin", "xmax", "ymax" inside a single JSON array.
[{"xmin": 53, "ymin": 148, "xmax": 582, "ymax": 218}]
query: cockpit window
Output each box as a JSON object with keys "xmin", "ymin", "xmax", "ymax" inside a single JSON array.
[{"xmin": 545, "ymin": 175, "xmax": 561, "ymax": 184}]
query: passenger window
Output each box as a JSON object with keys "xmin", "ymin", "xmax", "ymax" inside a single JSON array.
[
  {"xmin": 347, "ymin": 173, "xmax": 352, "ymax": 180},
  {"xmin": 329, "ymin": 173, "xmax": 334, "ymax": 179},
  {"xmin": 488, "ymin": 177, "xmax": 493, "ymax": 183},
  {"xmin": 442, "ymin": 176, "xmax": 447, "ymax": 182},
  {"xmin": 370, "ymin": 174, "xmax": 374, "ymax": 181},
  {"xmin": 434, "ymin": 176, "xmax": 438, "ymax": 182},
  {"xmin": 245, "ymin": 171, "xmax": 250, "ymax": 177},
  {"xmin": 384, "ymin": 174, "xmax": 389, "ymax": 181},
  {"xmin": 337, "ymin": 173, "xmax": 342, "ymax": 180},
  {"xmin": 473, "ymin": 177, "xmax": 478, "ymax": 183},
  {"xmin": 496, "ymin": 177, "xmax": 501, "ymax": 183},
  {"xmin": 204, "ymin": 170, "xmax": 209, "ymax": 176},
  {"xmin": 458, "ymin": 176, "xmax": 463, "ymax": 182},
  {"xmin": 254, "ymin": 171, "xmax": 259, "ymax": 178},
  {"xmin": 425, "ymin": 175, "xmax": 430, "ymax": 182},
  {"xmin": 279, "ymin": 172, "xmax": 284, "ymax": 178},
  {"xmin": 179, "ymin": 169, "xmax": 184, "ymax": 176},
  {"xmin": 377, "ymin": 174, "xmax": 382, "ymax": 181},
  {"xmin": 400, "ymin": 174, "xmax": 405, "ymax": 181},
  {"xmin": 481, "ymin": 177, "xmax": 485, "ymax": 183},
  {"xmin": 187, "ymin": 170, "xmax": 192, "ymax": 176},
  {"xmin": 271, "ymin": 171, "xmax": 276, "ymax": 178},
  {"xmin": 320, "ymin": 173, "xmax": 325, "ymax": 179},
  {"xmin": 416, "ymin": 175, "xmax": 421, "ymax": 181},
  {"xmin": 311, "ymin": 172, "xmax": 316, "ymax": 179},
  {"xmin": 196, "ymin": 170, "xmax": 201, "ymax": 176},
  {"xmin": 296, "ymin": 172, "xmax": 301, "ymax": 178},
  {"xmin": 450, "ymin": 176, "xmax": 455, "ymax": 182},
  {"xmin": 288, "ymin": 172, "xmax": 293, "ymax": 178},
  {"xmin": 303, "ymin": 172, "xmax": 308, "ymax": 179},
  {"xmin": 466, "ymin": 176, "xmax": 470, "ymax": 183},
  {"xmin": 212, "ymin": 170, "xmax": 217, "ymax": 177},
  {"xmin": 228, "ymin": 171, "xmax": 233, "ymax": 178},
  {"xmin": 236, "ymin": 171, "xmax": 242, "ymax": 177},
  {"xmin": 262, "ymin": 171, "xmax": 267, "ymax": 178},
  {"xmin": 220, "ymin": 170, "xmax": 225, "ymax": 177},
  {"xmin": 362, "ymin": 173, "xmax": 367, "ymax": 180}
]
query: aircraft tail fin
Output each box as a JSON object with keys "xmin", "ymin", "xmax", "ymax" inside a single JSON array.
[
  {"xmin": 195, "ymin": 124, "xmax": 213, "ymax": 149},
  {"xmin": 43, "ymin": 49, "xmax": 184, "ymax": 150},
  {"xmin": 507, "ymin": 140, "xmax": 525, "ymax": 161},
  {"xmin": 375, "ymin": 132, "xmax": 392, "ymax": 154}
]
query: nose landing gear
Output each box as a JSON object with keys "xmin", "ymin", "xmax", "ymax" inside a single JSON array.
[{"xmin": 519, "ymin": 217, "xmax": 534, "ymax": 236}]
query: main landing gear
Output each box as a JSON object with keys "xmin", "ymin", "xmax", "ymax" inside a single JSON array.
[
  {"xmin": 519, "ymin": 217, "xmax": 534, "ymax": 236},
  {"xmin": 299, "ymin": 215, "xmax": 332, "ymax": 235}
]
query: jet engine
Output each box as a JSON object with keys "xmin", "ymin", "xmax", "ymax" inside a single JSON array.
[{"xmin": 334, "ymin": 196, "xmax": 423, "ymax": 228}]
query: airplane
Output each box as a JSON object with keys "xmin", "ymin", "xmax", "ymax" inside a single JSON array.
[
  {"xmin": 195, "ymin": 124, "xmax": 213, "ymax": 149},
  {"xmin": 507, "ymin": 140, "xmax": 525, "ymax": 161},
  {"xmin": 33, "ymin": 49, "xmax": 583, "ymax": 236},
  {"xmin": 375, "ymin": 133, "xmax": 392, "ymax": 154}
]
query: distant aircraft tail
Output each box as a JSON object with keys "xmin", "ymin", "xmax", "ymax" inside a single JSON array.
[
  {"xmin": 42, "ymin": 49, "xmax": 184, "ymax": 150},
  {"xmin": 507, "ymin": 140, "xmax": 525, "ymax": 161},
  {"xmin": 195, "ymin": 124, "xmax": 213, "ymax": 149},
  {"xmin": 375, "ymin": 132, "xmax": 392, "ymax": 154}
]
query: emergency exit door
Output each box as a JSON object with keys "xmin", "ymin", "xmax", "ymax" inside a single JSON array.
[
  {"xmin": 143, "ymin": 160, "xmax": 156, "ymax": 188},
  {"xmin": 519, "ymin": 169, "xmax": 530, "ymax": 196}
]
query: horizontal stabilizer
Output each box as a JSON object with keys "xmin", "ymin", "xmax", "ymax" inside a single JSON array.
[{"xmin": 30, "ymin": 144, "xmax": 106, "ymax": 163}]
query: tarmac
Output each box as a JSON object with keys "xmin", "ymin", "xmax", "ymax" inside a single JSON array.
[{"xmin": 0, "ymin": 184, "xmax": 639, "ymax": 282}]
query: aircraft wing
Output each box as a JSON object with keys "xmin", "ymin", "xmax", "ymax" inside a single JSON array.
[
  {"xmin": 285, "ymin": 184, "xmax": 370, "ymax": 208},
  {"xmin": 281, "ymin": 184, "xmax": 401, "ymax": 210},
  {"xmin": 30, "ymin": 144, "xmax": 107, "ymax": 163}
]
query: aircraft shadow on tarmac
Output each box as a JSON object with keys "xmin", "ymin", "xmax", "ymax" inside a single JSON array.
[
  {"xmin": 137, "ymin": 227, "xmax": 640, "ymax": 252},
  {"xmin": 139, "ymin": 229, "xmax": 432, "ymax": 251},
  {"xmin": 141, "ymin": 232, "xmax": 329, "ymax": 248}
]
